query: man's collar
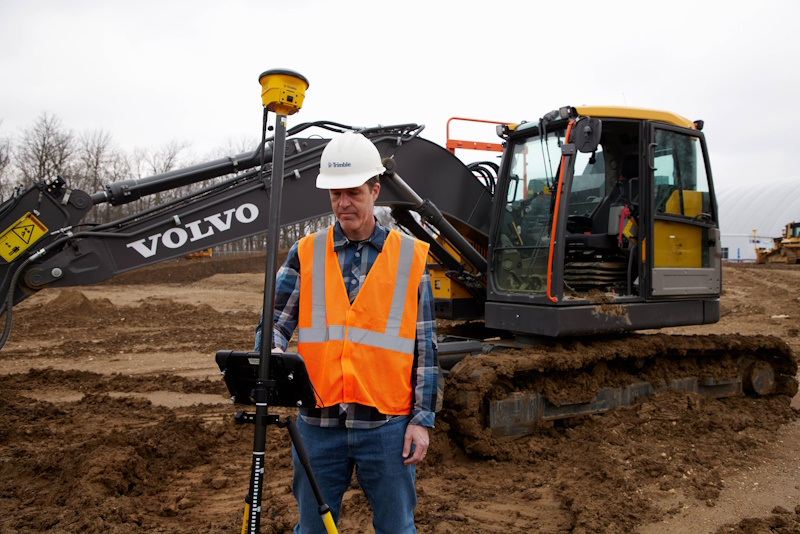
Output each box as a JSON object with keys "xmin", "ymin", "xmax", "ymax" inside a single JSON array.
[{"xmin": 332, "ymin": 218, "xmax": 388, "ymax": 252}]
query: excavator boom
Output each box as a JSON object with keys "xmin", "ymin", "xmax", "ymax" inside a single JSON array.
[{"xmin": 0, "ymin": 123, "xmax": 490, "ymax": 310}]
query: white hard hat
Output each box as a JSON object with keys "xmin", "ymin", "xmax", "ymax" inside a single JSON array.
[{"xmin": 316, "ymin": 132, "xmax": 386, "ymax": 189}]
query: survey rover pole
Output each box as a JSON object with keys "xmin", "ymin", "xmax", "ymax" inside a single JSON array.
[{"xmin": 247, "ymin": 69, "xmax": 309, "ymax": 534}]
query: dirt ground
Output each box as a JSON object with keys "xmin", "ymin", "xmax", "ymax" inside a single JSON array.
[{"xmin": 1, "ymin": 255, "xmax": 800, "ymax": 533}]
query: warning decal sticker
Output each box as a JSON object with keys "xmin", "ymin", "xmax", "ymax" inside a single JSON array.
[{"xmin": 0, "ymin": 212, "xmax": 48, "ymax": 262}]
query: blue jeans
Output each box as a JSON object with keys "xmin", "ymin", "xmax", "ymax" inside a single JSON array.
[{"xmin": 291, "ymin": 415, "xmax": 417, "ymax": 534}]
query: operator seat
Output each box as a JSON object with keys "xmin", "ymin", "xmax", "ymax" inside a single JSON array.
[
  {"xmin": 566, "ymin": 154, "xmax": 639, "ymax": 249},
  {"xmin": 617, "ymin": 154, "xmax": 639, "ymax": 207}
]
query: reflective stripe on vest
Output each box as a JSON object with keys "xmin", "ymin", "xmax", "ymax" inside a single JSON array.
[
  {"xmin": 298, "ymin": 229, "xmax": 417, "ymax": 354},
  {"xmin": 296, "ymin": 226, "xmax": 429, "ymax": 414}
]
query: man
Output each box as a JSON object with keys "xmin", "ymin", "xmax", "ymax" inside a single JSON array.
[{"xmin": 254, "ymin": 131, "xmax": 439, "ymax": 533}]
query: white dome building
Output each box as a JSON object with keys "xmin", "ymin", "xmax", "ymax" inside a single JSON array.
[{"xmin": 716, "ymin": 179, "xmax": 800, "ymax": 262}]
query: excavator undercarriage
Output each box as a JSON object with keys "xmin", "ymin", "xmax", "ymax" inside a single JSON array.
[{"xmin": 440, "ymin": 332, "xmax": 797, "ymax": 458}]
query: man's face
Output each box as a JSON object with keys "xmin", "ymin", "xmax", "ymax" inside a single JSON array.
[{"xmin": 329, "ymin": 182, "xmax": 380, "ymax": 241}]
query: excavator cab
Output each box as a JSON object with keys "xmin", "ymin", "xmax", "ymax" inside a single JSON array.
[{"xmin": 485, "ymin": 106, "xmax": 722, "ymax": 336}]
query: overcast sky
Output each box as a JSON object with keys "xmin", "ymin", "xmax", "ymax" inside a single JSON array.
[{"xmin": 1, "ymin": 0, "xmax": 798, "ymax": 190}]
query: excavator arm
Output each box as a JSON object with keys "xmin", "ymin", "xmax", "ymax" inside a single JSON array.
[{"xmin": 0, "ymin": 122, "xmax": 493, "ymax": 344}]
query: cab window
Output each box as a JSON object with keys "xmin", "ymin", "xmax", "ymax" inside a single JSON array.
[{"xmin": 653, "ymin": 130, "xmax": 711, "ymax": 219}]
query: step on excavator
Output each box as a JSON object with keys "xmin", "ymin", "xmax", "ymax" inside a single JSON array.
[{"xmin": 1, "ymin": 103, "xmax": 796, "ymax": 459}]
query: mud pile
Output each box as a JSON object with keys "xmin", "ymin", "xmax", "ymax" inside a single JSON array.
[
  {"xmin": 11, "ymin": 288, "xmax": 259, "ymax": 358},
  {"xmin": 716, "ymin": 506, "xmax": 800, "ymax": 533},
  {"xmin": 1, "ymin": 259, "xmax": 799, "ymax": 533},
  {"xmin": 106, "ymin": 252, "xmax": 272, "ymax": 285},
  {"xmin": 0, "ymin": 370, "xmax": 250, "ymax": 532},
  {"xmin": 1, "ymin": 368, "xmax": 796, "ymax": 533}
]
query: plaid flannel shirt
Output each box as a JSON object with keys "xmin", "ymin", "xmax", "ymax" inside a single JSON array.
[{"xmin": 254, "ymin": 220, "xmax": 438, "ymax": 429}]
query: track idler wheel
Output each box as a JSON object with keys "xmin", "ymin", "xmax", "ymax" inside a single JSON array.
[{"xmin": 743, "ymin": 361, "xmax": 776, "ymax": 396}]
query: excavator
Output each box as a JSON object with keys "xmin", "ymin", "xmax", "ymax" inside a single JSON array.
[{"xmin": 1, "ymin": 105, "xmax": 797, "ymax": 458}]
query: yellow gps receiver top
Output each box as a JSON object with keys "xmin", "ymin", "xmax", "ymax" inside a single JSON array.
[{"xmin": 258, "ymin": 69, "xmax": 309, "ymax": 115}]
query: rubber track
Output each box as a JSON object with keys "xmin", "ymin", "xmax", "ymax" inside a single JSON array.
[{"xmin": 443, "ymin": 333, "xmax": 797, "ymax": 458}]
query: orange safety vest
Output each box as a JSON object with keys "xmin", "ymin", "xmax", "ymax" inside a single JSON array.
[{"xmin": 296, "ymin": 226, "xmax": 430, "ymax": 415}]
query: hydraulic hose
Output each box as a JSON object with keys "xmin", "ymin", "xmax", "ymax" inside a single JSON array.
[
  {"xmin": 89, "ymin": 121, "xmax": 424, "ymax": 208},
  {"xmin": 546, "ymin": 120, "xmax": 575, "ymax": 303},
  {"xmin": 0, "ymin": 250, "xmax": 45, "ymax": 350}
]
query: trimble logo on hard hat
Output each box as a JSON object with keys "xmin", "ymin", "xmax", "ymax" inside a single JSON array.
[{"xmin": 329, "ymin": 161, "xmax": 352, "ymax": 168}]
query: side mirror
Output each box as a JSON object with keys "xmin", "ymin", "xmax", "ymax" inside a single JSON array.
[{"xmin": 574, "ymin": 117, "xmax": 602, "ymax": 153}]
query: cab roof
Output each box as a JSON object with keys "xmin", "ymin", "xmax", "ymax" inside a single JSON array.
[{"xmin": 573, "ymin": 105, "xmax": 695, "ymax": 129}]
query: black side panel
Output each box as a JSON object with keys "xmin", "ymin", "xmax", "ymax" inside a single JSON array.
[
  {"xmin": 485, "ymin": 299, "xmax": 719, "ymax": 337},
  {"xmin": 28, "ymin": 178, "xmax": 278, "ymax": 287},
  {"xmin": 704, "ymin": 299, "xmax": 720, "ymax": 323}
]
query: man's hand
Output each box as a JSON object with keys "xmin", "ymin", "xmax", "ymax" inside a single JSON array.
[
  {"xmin": 402, "ymin": 423, "xmax": 430, "ymax": 466},
  {"xmin": 272, "ymin": 347, "xmax": 284, "ymax": 353}
]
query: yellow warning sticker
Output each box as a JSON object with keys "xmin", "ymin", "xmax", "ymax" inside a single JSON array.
[{"xmin": 0, "ymin": 212, "xmax": 48, "ymax": 262}]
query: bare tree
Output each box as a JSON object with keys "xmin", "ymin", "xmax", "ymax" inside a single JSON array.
[
  {"xmin": 206, "ymin": 135, "xmax": 259, "ymax": 161},
  {"xmin": 134, "ymin": 139, "xmax": 189, "ymax": 177},
  {"xmin": 73, "ymin": 130, "xmax": 111, "ymax": 193},
  {"xmin": 129, "ymin": 140, "xmax": 189, "ymax": 211},
  {"xmin": 71, "ymin": 129, "xmax": 130, "ymax": 223},
  {"xmin": 0, "ymin": 121, "xmax": 14, "ymax": 201},
  {"xmin": 14, "ymin": 113, "xmax": 75, "ymax": 186}
]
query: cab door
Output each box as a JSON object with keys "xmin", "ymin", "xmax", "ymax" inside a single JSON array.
[{"xmin": 647, "ymin": 125, "xmax": 721, "ymax": 297}]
